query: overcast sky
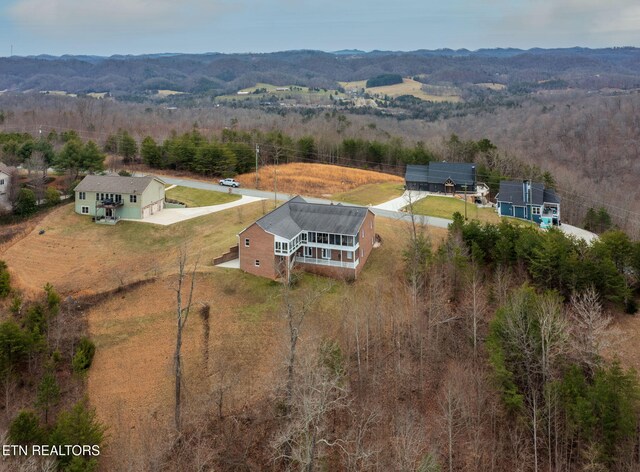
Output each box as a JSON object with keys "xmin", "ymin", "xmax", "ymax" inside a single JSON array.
[{"xmin": 1, "ymin": 0, "xmax": 639, "ymax": 56}]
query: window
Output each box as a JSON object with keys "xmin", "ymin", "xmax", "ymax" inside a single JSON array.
[
  {"xmin": 370, "ymin": 220, "xmax": 373, "ymax": 229},
  {"xmin": 78, "ymin": 192, "xmax": 86, "ymax": 200},
  {"xmin": 0, "ymin": 179, "xmax": 5, "ymax": 185},
  {"xmin": 275, "ymin": 242, "xmax": 281, "ymax": 252},
  {"xmin": 360, "ymin": 248, "xmax": 364, "ymax": 258},
  {"xmin": 130, "ymin": 195, "xmax": 137, "ymax": 203},
  {"xmin": 115, "ymin": 194, "xmax": 122, "ymax": 203},
  {"xmin": 321, "ymin": 248, "xmax": 331, "ymax": 259},
  {"xmin": 81, "ymin": 206, "xmax": 89, "ymax": 214},
  {"xmin": 346, "ymin": 251, "xmax": 353, "ymax": 260},
  {"xmin": 282, "ymin": 242, "xmax": 288, "ymax": 252},
  {"xmin": 532, "ymin": 206, "xmax": 541, "ymax": 215},
  {"xmin": 255, "ymin": 260, "xmax": 260, "ymax": 267},
  {"xmin": 309, "ymin": 232, "xmax": 316, "ymax": 243},
  {"xmin": 245, "ymin": 238, "xmax": 250, "ymax": 247},
  {"xmin": 304, "ymin": 246, "xmax": 313, "ymax": 257},
  {"xmin": 361, "ymin": 229, "xmax": 365, "ymax": 238},
  {"xmin": 301, "ymin": 233, "xmax": 307, "ymax": 242}
]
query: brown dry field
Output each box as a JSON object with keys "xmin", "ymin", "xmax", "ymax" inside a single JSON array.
[
  {"xmin": 235, "ymin": 162, "xmax": 404, "ymax": 197},
  {"xmin": 1, "ymin": 188, "xmax": 447, "ymax": 470},
  {"xmin": 1, "ymin": 201, "xmax": 266, "ymax": 296},
  {"xmin": 86, "ymin": 216, "xmax": 446, "ymax": 470},
  {"xmin": 339, "ymin": 78, "xmax": 462, "ymax": 102}
]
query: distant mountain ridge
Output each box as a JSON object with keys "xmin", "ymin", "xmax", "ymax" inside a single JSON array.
[{"xmin": 1, "ymin": 47, "xmax": 639, "ymax": 98}]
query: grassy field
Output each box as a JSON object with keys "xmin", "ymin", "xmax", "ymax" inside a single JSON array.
[
  {"xmin": 156, "ymin": 89, "xmax": 186, "ymax": 97},
  {"xmin": 165, "ymin": 185, "xmax": 241, "ymax": 207},
  {"xmin": 235, "ymin": 162, "xmax": 404, "ymax": 197},
  {"xmin": 410, "ymin": 196, "xmax": 501, "ymax": 223},
  {"xmin": 410, "ymin": 196, "xmax": 537, "ymax": 226},
  {"xmin": 216, "ymin": 82, "xmax": 345, "ymax": 102},
  {"xmin": 474, "ymin": 82, "xmax": 507, "ymax": 91},
  {"xmin": 1, "ymin": 201, "xmax": 266, "ymax": 295},
  {"xmin": 332, "ymin": 182, "xmax": 405, "ymax": 206},
  {"xmin": 339, "ymin": 78, "xmax": 462, "ymax": 102}
]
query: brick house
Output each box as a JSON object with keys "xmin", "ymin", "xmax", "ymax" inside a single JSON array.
[{"xmin": 238, "ymin": 196, "xmax": 376, "ymax": 280}]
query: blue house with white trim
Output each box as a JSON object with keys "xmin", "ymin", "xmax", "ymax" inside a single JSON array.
[{"xmin": 495, "ymin": 180, "xmax": 561, "ymax": 226}]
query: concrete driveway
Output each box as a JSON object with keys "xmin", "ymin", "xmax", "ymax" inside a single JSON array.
[
  {"xmin": 559, "ymin": 223, "xmax": 598, "ymax": 243},
  {"xmin": 372, "ymin": 190, "xmax": 430, "ymax": 211},
  {"xmin": 123, "ymin": 195, "xmax": 264, "ymax": 226}
]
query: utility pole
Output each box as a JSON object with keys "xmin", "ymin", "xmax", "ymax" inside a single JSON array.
[
  {"xmin": 463, "ymin": 184, "xmax": 468, "ymax": 220},
  {"xmin": 255, "ymin": 144, "xmax": 260, "ymax": 189},
  {"xmin": 274, "ymin": 154, "xmax": 278, "ymax": 209}
]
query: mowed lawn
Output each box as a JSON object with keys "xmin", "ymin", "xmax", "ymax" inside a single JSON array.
[
  {"xmin": 411, "ymin": 196, "xmax": 501, "ymax": 223},
  {"xmin": 332, "ymin": 182, "xmax": 405, "ymax": 206},
  {"xmin": 411, "ymin": 196, "xmax": 537, "ymax": 226},
  {"xmin": 166, "ymin": 185, "xmax": 241, "ymax": 207}
]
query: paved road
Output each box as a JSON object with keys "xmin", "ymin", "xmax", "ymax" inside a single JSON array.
[{"xmin": 158, "ymin": 176, "xmax": 454, "ymax": 229}]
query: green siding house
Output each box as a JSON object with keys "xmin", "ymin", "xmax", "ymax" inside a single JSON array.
[{"xmin": 75, "ymin": 175, "xmax": 166, "ymax": 224}]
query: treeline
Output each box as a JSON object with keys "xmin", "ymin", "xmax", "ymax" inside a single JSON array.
[
  {"xmin": 0, "ymin": 269, "xmax": 104, "ymax": 471},
  {"xmin": 366, "ymin": 74, "xmax": 403, "ymax": 88},
  {"xmin": 407, "ymin": 216, "xmax": 640, "ymax": 470},
  {"xmin": 454, "ymin": 215, "xmax": 638, "ymax": 309}
]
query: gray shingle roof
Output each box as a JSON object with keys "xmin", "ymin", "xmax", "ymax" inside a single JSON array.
[
  {"xmin": 405, "ymin": 165, "xmax": 429, "ymax": 183},
  {"xmin": 75, "ymin": 175, "xmax": 164, "ymax": 194},
  {"xmin": 497, "ymin": 180, "xmax": 560, "ymax": 206},
  {"xmin": 254, "ymin": 196, "xmax": 369, "ymax": 239},
  {"xmin": 428, "ymin": 162, "xmax": 476, "ymax": 185},
  {"xmin": 405, "ymin": 162, "xmax": 476, "ymax": 185}
]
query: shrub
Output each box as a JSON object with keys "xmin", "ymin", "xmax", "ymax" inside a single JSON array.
[
  {"xmin": 44, "ymin": 187, "xmax": 60, "ymax": 206},
  {"xmin": 14, "ymin": 188, "xmax": 37, "ymax": 216},
  {"xmin": 0, "ymin": 261, "xmax": 10, "ymax": 298},
  {"xmin": 72, "ymin": 338, "xmax": 96, "ymax": 373},
  {"xmin": 8, "ymin": 410, "xmax": 45, "ymax": 444}
]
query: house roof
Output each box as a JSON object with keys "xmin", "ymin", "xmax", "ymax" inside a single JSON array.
[
  {"xmin": 0, "ymin": 162, "xmax": 16, "ymax": 176},
  {"xmin": 405, "ymin": 162, "xmax": 476, "ymax": 185},
  {"xmin": 253, "ymin": 196, "xmax": 370, "ymax": 239},
  {"xmin": 405, "ymin": 165, "xmax": 430, "ymax": 183},
  {"xmin": 497, "ymin": 180, "xmax": 560, "ymax": 206},
  {"xmin": 75, "ymin": 175, "xmax": 165, "ymax": 194}
]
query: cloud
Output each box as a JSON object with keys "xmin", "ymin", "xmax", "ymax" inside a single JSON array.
[
  {"xmin": 7, "ymin": 0, "xmax": 239, "ymax": 35},
  {"xmin": 494, "ymin": 0, "xmax": 640, "ymax": 45}
]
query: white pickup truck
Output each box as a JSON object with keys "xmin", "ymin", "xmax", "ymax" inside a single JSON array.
[{"xmin": 219, "ymin": 178, "xmax": 240, "ymax": 188}]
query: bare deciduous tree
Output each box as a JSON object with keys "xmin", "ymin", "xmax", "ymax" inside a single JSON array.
[
  {"xmin": 172, "ymin": 246, "xmax": 199, "ymax": 432},
  {"xmin": 569, "ymin": 287, "xmax": 611, "ymax": 373}
]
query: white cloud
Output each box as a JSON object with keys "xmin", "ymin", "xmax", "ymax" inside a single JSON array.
[
  {"xmin": 491, "ymin": 0, "xmax": 640, "ymax": 46},
  {"xmin": 7, "ymin": 0, "xmax": 239, "ymax": 34}
]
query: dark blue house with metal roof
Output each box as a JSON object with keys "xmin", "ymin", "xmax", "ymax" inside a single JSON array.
[
  {"xmin": 495, "ymin": 180, "xmax": 561, "ymax": 225},
  {"xmin": 405, "ymin": 162, "xmax": 477, "ymax": 193}
]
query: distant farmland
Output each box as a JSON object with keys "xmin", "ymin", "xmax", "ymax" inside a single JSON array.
[{"xmin": 340, "ymin": 77, "xmax": 462, "ymax": 102}]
